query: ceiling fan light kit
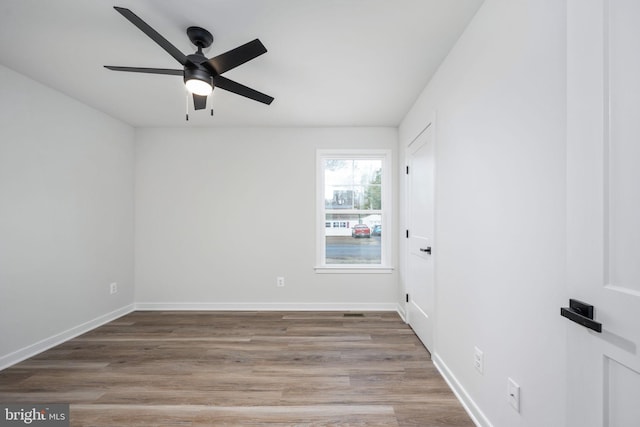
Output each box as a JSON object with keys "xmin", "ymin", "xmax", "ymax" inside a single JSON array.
[
  {"xmin": 104, "ymin": 6, "xmax": 273, "ymax": 119},
  {"xmin": 184, "ymin": 69, "xmax": 213, "ymax": 96}
]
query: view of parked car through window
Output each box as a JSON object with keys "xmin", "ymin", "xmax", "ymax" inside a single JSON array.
[{"xmin": 351, "ymin": 224, "xmax": 371, "ymax": 238}]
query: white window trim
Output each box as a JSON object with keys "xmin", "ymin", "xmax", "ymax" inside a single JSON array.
[{"xmin": 315, "ymin": 149, "xmax": 393, "ymax": 273}]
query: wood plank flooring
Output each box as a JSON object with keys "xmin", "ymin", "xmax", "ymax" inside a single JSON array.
[{"xmin": 0, "ymin": 311, "xmax": 474, "ymax": 426}]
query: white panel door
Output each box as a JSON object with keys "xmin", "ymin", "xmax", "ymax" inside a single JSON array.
[
  {"xmin": 566, "ymin": 1, "xmax": 640, "ymax": 425},
  {"xmin": 406, "ymin": 123, "xmax": 435, "ymax": 352}
]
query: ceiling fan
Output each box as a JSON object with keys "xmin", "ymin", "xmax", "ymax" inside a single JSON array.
[{"xmin": 104, "ymin": 6, "xmax": 274, "ymax": 116}]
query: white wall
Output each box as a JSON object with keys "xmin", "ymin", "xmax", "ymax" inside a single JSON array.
[
  {"xmin": 135, "ymin": 127, "xmax": 398, "ymax": 309},
  {"xmin": 399, "ymin": 1, "xmax": 567, "ymax": 426},
  {"xmin": 0, "ymin": 65, "xmax": 135, "ymax": 368}
]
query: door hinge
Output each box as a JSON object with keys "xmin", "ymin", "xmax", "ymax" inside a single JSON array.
[
  {"xmin": 406, "ymin": 165, "xmax": 409, "ymax": 174},
  {"xmin": 406, "ymin": 229, "xmax": 409, "ymax": 238},
  {"xmin": 406, "ymin": 293, "xmax": 409, "ymax": 303}
]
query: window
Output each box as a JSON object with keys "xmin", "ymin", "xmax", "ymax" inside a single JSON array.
[{"xmin": 316, "ymin": 150, "xmax": 392, "ymax": 271}]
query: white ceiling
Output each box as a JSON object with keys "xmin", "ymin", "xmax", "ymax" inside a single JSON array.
[{"xmin": 0, "ymin": 0, "xmax": 483, "ymax": 128}]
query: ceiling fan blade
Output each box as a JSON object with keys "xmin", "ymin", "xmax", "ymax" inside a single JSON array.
[
  {"xmin": 207, "ymin": 39, "xmax": 267, "ymax": 74},
  {"xmin": 193, "ymin": 94, "xmax": 207, "ymax": 110},
  {"xmin": 104, "ymin": 66, "xmax": 183, "ymax": 76},
  {"xmin": 215, "ymin": 76, "xmax": 274, "ymax": 105},
  {"xmin": 114, "ymin": 6, "xmax": 188, "ymax": 66}
]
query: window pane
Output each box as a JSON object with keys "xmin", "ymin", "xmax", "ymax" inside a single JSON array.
[
  {"xmin": 326, "ymin": 187, "xmax": 354, "ymax": 209},
  {"xmin": 324, "ymin": 213, "xmax": 381, "ymax": 264},
  {"xmin": 354, "ymin": 184, "xmax": 381, "ymax": 210},
  {"xmin": 353, "ymin": 160, "xmax": 382, "ymax": 186},
  {"xmin": 324, "ymin": 159, "xmax": 382, "ymax": 211}
]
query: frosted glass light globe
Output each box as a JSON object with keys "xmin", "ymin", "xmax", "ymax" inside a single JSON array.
[{"xmin": 185, "ymin": 79, "xmax": 212, "ymax": 96}]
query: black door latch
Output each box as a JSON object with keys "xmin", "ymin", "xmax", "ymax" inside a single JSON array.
[{"xmin": 560, "ymin": 299, "xmax": 602, "ymax": 333}]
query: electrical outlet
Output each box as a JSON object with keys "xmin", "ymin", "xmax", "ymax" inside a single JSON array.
[
  {"xmin": 276, "ymin": 277, "xmax": 285, "ymax": 287},
  {"xmin": 507, "ymin": 377, "xmax": 521, "ymax": 412},
  {"xmin": 474, "ymin": 346, "xmax": 484, "ymax": 374},
  {"xmin": 110, "ymin": 282, "xmax": 118, "ymax": 295}
]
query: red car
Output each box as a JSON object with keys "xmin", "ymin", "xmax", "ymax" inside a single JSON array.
[{"xmin": 351, "ymin": 224, "xmax": 371, "ymax": 238}]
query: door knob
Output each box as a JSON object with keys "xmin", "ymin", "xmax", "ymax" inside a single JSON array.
[{"xmin": 420, "ymin": 247, "xmax": 432, "ymax": 254}]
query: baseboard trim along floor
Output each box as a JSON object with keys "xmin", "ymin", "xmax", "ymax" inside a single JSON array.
[
  {"xmin": 0, "ymin": 304, "xmax": 135, "ymax": 371},
  {"xmin": 134, "ymin": 302, "xmax": 399, "ymax": 312},
  {"xmin": 433, "ymin": 353, "xmax": 491, "ymax": 427}
]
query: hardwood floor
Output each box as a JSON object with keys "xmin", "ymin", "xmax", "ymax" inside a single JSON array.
[{"xmin": 0, "ymin": 311, "xmax": 474, "ymax": 426}]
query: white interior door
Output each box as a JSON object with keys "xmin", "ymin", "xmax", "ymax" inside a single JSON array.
[
  {"xmin": 406, "ymin": 123, "xmax": 435, "ymax": 352},
  {"xmin": 566, "ymin": 1, "xmax": 640, "ymax": 426}
]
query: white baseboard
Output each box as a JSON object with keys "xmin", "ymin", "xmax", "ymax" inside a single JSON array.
[
  {"xmin": 0, "ymin": 304, "xmax": 135, "ymax": 371},
  {"xmin": 432, "ymin": 353, "xmax": 493, "ymax": 427},
  {"xmin": 396, "ymin": 303, "xmax": 407, "ymax": 322},
  {"xmin": 135, "ymin": 302, "xmax": 399, "ymax": 312}
]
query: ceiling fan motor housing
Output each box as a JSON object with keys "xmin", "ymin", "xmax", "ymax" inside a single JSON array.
[{"xmin": 183, "ymin": 66, "xmax": 213, "ymax": 86}]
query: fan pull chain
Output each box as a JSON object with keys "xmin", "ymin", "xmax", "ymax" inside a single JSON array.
[
  {"xmin": 210, "ymin": 77, "xmax": 214, "ymax": 117},
  {"xmin": 185, "ymin": 92, "xmax": 189, "ymax": 121}
]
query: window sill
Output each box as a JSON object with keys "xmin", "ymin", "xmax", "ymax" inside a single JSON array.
[{"xmin": 314, "ymin": 266, "xmax": 394, "ymax": 274}]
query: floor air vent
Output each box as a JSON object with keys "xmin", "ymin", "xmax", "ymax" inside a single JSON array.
[{"xmin": 343, "ymin": 313, "xmax": 365, "ymax": 317}]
